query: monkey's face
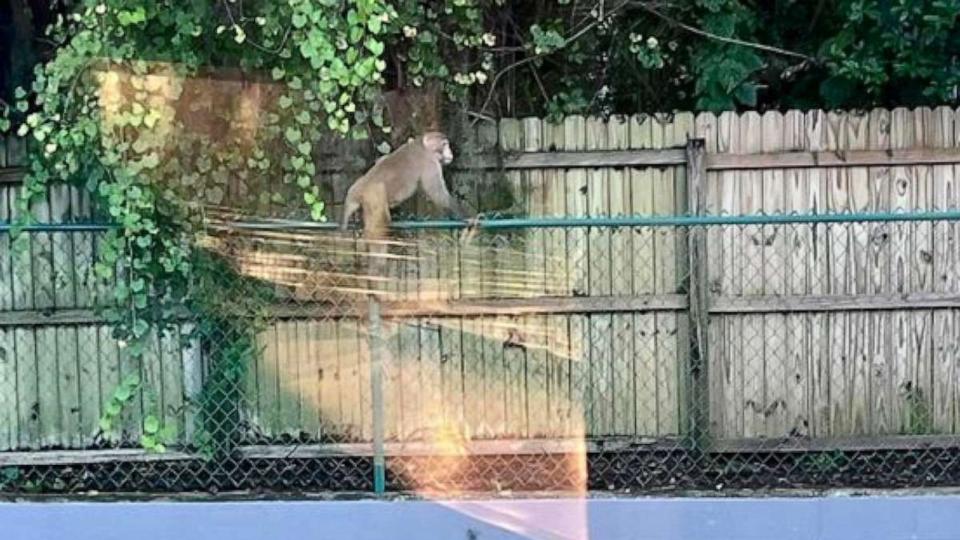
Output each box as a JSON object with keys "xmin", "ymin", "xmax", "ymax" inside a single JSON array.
[
  {"xmin": 438, "ymin": 139, "xmax": 454, "ymax": 165},
  {"xmin": 423, "ymin": 131, "xmax": 454, "ymax": 165}
]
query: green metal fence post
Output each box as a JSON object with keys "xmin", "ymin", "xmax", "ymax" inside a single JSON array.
[{"xmin": 368, "ymin": 295, "xmax": 386, "ymax": 494}]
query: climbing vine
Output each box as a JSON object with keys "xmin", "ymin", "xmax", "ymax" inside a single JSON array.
[{"xmin": 0, "ymin": 0, "xmax": 497, "ymax": 452}]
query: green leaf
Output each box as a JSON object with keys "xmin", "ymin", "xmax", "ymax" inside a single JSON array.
[
  {"xmin": 271, "ymin": 67, "xmax": 285, "ymax": 80},
  {"xmin": 144, "ymin": 415, "xmax": 160, "ymax": 434},
  {"xmin": 366, "ymin": 39, "xmax": 385, "ymax": 56},
  {"xmin": 106, "ymin": 399, "xmax": 123, "ymax": 416},
  {"xmin": 132, "ymin": 319, "xmax": 149, "ymax": 338},
  {"xmin": 292, "ymin": 13, "xmax": 308, "ymax": 28},
  {"xmin": 297, "ymin": 141, "xmax": 312, "ymax": 155},
  {"xmin": 140, "ymin": 434, "xmax": 157, "ymax": 449},
  {"xmin": 310, "ymin": 202, "xmax": 326, "ymax": 221},
  {"xmin": 99, "ymin": 417, "xmax": 113, "ymax": 432},
  {"xmin": 368, "ymin": 17, "xmax": 382, "ymax": 34},
  {"xmin": 285, "ymin": 127, "xmax": 302, "ymax": 143},
  {"xmin": 279, "ymin": 95, "xmax": 294, "ymax": 109}
]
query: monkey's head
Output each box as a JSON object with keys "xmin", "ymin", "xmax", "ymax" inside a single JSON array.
[{"xmin": 422, "ymin": 131, "xmax": 454, "ymax": 165}]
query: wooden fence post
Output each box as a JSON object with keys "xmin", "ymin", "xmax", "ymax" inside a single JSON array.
[{"xmin": 685, "ymin": 137, "xmax": 711, "ymax": 451}]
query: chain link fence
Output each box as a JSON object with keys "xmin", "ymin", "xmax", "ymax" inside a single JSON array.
[{"xmin": 1, "ymin": 212, "xmax": 960, "ymax": 495}]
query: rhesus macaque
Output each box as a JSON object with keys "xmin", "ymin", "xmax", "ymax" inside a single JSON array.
[{"xmin": 340, "ymin": 131, "xmax": 478, "ymax": 279}]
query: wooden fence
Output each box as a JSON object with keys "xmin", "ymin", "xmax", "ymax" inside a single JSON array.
[{"xmin": 1, "ymin": 106, "xmax": 960, "ymax": 463}]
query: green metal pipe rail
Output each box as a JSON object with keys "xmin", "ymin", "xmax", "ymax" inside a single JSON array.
[{"xmin": 4, "ymin": 210, "xmax": 960, "ymax": 233}]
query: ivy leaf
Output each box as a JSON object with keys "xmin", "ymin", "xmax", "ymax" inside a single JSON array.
[
  {"xmin": 144, "ymin": 415, "xmax": 160, "ymax": 435},
  {"xmin": 365, "ymin": 39, "xmax": 385, "ymax": 56},
  {"xmin": 106, "ymin": 400, "xmax": 123, "ymax": 416},
  {"xmin": 279, "ymin": 95, "xmax": 294, "ymax": 109},
  {"xmin": 292, "ymin": 13, "xmax": 308, "ymax": 29},
  {"xmin": 368, "ymin": 17, "xmax": 382, "ymax": 34},
  {"xmin": 310, "ymin": 201, "xmax": 326, "ymax": 221},
  {"xmin": 271, "ymin": 67, "xmax": 285, "ymax": 80},
  {"xmin": 285, "ymin": 127, "xmax": 302, "ymax": 143},
  {"xmin": 297, "ymin": 141, "xmax": 312, "ymax": 155},
  {"xmin": 114, "ymin": 385, "xmax": 133, "ymax": 403},
  {"xmin": 122, "ymin": 373, "xmax": 141, "ymax": 389},
  {"xmin": 140, "ymin": 434, "xmax": 157, "ymax": 449}
]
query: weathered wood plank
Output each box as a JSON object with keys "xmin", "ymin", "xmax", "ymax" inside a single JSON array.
[
  {"xmin": 609, "ymin": 312, "xmax": 634, "ymax": 436},
  {"xmin": 546, "ymin": 314, "xmax": 572, "ymax": 437},
  {"xmin": 739, "ymin": 112, "xmax": 766, "ymax": 438},
  {"xmin": 459, "ymin": 317, "xmax": 484, "ymax": 439},
  {"xmin": 708, "ymin": 292, "xmax": 960, "ymax": 313},
  {"xmin": 56, "ymin": 326, "xmax": 81, "ymax": 447},
  {"xmin": 158, "ymin": 327, "xmax": 185, "ymax": 444},
  {"xmin": 655, "ymin": 312, "xmax": 680, "ymax": 436},
  {"xmin": 684, "ymin": 137, "xmax": 710, "ymax": 443},
  {"xmin": 275, "ymin": 321, "xmax": 302, "ymax": 436},
  {"xmin": 525, "ymin": 314, "xmax": 551, "ymax": 437},
  {"xmin": 14, "ymin": 328, "xmax": 39, "ymax": 448},
  {"xmin": 0, "ymin": 186, "xmax": 13, "ymax": 312},
  {"xmin": 180, "ymin": 324, "xmax": 202, "ymax": 445},
  {"xmin": 481, "ymin": 315, "xmax": 506, "ymax": 438},
  {"xmin": 256, "ymin": 324, "xmax": 280, "ymax": 436},
  {"xmin": 320, "ymin": 320, "xmax": 345, "ymax": 439},
  {"xmin": 0, "ymin": 328, "xmax": 15, "ymax": 450},
  {"xmin": 706, "ymin": 147, "xmax": 960, "ymax": 170},
  {"xmin": 760, "ymin": 112, "xmax": 789, "ymax": 437},
  {"xmin": 417, "ymin": 318, "xmax": 443, "ymax": 439},
  {"xmin": 97, "ymin": 326, "xmax": 120, "ymax": 442},
  {"xmin": 340, "ymin": 317, "xmax": 366, "ymax": 440},
  {"xmin": 568, "ymin": 313, "xmax": 588, "ymax": 439},
  {"xmin": 437, "ymin": 317, "xmax": 465, "ymax": 433},
  {"xmin": 76, "ymin": 325, "xmax": 101, "ymax": 446},
  {"xmin": 34, "ymin": 327, "xmax": 62, "ymax": 447},
  {"xmin": 634, "ymin": 312, "xmax": 658, "ymax": 435},
  {"xmin": 502, "ymin": 316, "xmax": 526, "ymax": 438}
]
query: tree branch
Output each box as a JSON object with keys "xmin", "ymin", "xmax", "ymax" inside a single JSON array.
[
  {"xmin": 632, "ymin": 2, "xmax": 815, "ymax": 62},
  {"xmin": 479, "ymin": 1, "xmax": 629, "ymax": 116}
]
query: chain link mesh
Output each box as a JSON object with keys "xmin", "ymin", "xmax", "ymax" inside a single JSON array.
[{"xmin": 1, "ymin": 215, "xmax": 960, "ymax": 495}]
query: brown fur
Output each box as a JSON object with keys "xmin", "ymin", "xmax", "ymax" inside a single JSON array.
[{"xmin": 340, "ymin": 131, "xmax": 472, "ymax": 281}]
